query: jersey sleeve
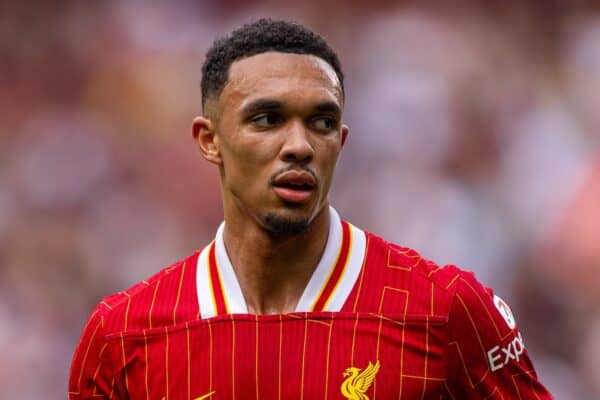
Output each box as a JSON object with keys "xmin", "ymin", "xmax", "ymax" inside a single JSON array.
[
  {"xmin": 445, "ymin": 270, "xmax": 553, "ymax": 399},
  {"xmin": 68, "ymin": 307, "xmax": 122, "ymax": 399}
]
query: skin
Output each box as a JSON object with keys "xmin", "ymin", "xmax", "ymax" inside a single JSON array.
[{"xmin": 192, "ymin": 52, "xmax": 348, "ymax": 314}]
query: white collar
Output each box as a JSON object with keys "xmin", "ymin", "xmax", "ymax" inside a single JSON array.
[{"xmin": 196, "ymin": 207, "xmax": 366, "ymax": 318}]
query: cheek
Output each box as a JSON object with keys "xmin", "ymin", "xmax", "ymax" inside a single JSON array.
[
  {"xmin": 314, "ymin": 145, "xmax": 341, "ymax": 194},
  {"xmin": 320, "ymin": 141, "xmax": 342, "ymax": 171},
  {"xmin": 220, "ymin": 136, "xmax": 274, "ymax": 183},
  {"xmin": 233, "ymin": 144, "xmax": 272, "ymax": 174}
]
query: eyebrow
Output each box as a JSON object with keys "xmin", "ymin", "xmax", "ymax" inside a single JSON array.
[
  {"xmin": 240, "ymin": 99, "xmax": 282, "ymax": 115},
  {"xmin": 240, "ymin": 99, "xmax": 342, "ymax": 116},
  {"xmin": 314, "ymin": 101, "xmax": 342, "ymax": 116}
]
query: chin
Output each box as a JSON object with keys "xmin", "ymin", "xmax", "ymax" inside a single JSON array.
[{"xmin": 262, "ymin": 211, "xmax": 311, "ymax": 237}]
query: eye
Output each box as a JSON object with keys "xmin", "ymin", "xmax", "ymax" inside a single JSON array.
[
  {"xmin": 250, "ymin": 113, "xmax": 283, "ymax": 128},
  {"xmin": 311, "ymin": 116, "xmax": 338, "ymax": 131}
]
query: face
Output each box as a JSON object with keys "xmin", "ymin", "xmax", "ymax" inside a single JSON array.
[{"xmin": 193, "ymin": 52, "xmax": 348, "ymax": 236}]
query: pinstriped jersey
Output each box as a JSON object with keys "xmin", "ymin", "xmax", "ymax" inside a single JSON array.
[{"xmin": 69, "ymin": 209, "xmax": 552, "ymax": 399}]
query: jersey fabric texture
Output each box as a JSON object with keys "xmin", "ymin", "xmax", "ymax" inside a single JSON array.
[{"xmin": 69, "ymin": 209, "xmax": 553, "ymax": 399}]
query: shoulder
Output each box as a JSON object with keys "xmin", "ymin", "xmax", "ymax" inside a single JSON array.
[
  {"xmin": 352, "ymin": 229, "xmax": 553, "ymax": 399},
  {"xmin": 356, "ymin": 229, "xmax": 492, "ymax": 317},
  {"xmin": 361, "ymin": 228, "xmax": 512, "ymax": 318},
  {"xmin": 362, "ymin": 229, "xmax": 474, "ymax": 290},
  {"xmin": 70, "ymin": 250, "xmax": 202, "ymax": 397},
  {"xmin": 444, "ymin": 263, "xmax": 519, "ymax": 343},
  {"xmin": 90, "ymin": 250, "xmax": 202, "ymax": 336}
]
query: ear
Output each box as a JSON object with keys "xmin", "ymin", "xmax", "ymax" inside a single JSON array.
[
  {"xmin": 341, "ymin": 124, "xmax": 349, "ymax": 147},
  {"xmin": 192, "ymin": 116, "xmax": 221, "ymax": 165}
]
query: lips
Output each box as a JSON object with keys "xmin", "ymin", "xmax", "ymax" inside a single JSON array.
[{"xmin": 272, "ymin": 170, "xmax": 316, "ymax": 203}]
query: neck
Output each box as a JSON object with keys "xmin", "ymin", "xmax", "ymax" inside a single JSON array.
[{"xmin": 222, "ymin": 205, "xmax": 330, "ymax": 314}]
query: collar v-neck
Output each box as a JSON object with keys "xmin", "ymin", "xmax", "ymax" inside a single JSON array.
[{"xmin": 195, "ymin": 207, "xmax": 366, "ymax": 318}]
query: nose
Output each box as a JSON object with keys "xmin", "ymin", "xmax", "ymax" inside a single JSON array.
[{"xmin": 280, "ymin": 119, "xmax": 314, "ymax": 163}]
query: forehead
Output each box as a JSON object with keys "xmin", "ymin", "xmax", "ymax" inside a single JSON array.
[{"xmin": 219, "ymin": 52, "xmax": 343, "ymax": 110}]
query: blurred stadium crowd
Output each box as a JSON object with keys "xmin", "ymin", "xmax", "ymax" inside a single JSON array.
[{"xmin": 1, "ymin": 1, "xmax": 599, "ymax": 398}]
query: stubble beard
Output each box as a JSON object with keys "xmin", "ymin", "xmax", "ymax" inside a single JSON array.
[{"xmin": 263, "ymin": 212, "xmax": 310, "ymax": 237}]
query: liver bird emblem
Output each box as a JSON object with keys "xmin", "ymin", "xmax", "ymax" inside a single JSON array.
[{"xmin": 340, "ymin": 360, "xmax": 380, "ymax": 400}]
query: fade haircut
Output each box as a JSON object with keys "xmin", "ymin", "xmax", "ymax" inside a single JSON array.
[{"xmin": 201, "ymin": 18, "xmax": 344, "ymax": 110}]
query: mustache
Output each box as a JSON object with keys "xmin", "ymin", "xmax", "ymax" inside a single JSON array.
[{"xmin": 269, "ymin": 165, "xmax": 318, "ymax": 185}]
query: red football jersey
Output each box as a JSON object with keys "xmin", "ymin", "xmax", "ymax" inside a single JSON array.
[{"xmin": 69, "ymin": 209, "xmax": 552, "ymax": 399}]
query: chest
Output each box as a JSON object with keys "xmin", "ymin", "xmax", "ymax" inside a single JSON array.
[{"xmin": 113, "ymin": 313, "xmax": 449, "ymax": 400}]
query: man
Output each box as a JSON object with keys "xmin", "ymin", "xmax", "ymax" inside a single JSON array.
[{"xmin": 69, "ymin": 19, "xmax": 552, "ymax": 399}]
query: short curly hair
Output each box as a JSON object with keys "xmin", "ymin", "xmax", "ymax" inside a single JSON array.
[{"xmin": 201, "ymin": 18, "xmax": 344, "ymax": 109}]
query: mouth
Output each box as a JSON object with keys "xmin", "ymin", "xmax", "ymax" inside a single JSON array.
[{"xmin": 271, "ymin": 170, "xmax": 316, "ymax": 204}]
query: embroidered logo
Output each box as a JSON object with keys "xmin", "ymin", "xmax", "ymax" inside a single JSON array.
[{"xmin": 340, "ymin": 360, "xmax": 380, "ymax": 400}]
